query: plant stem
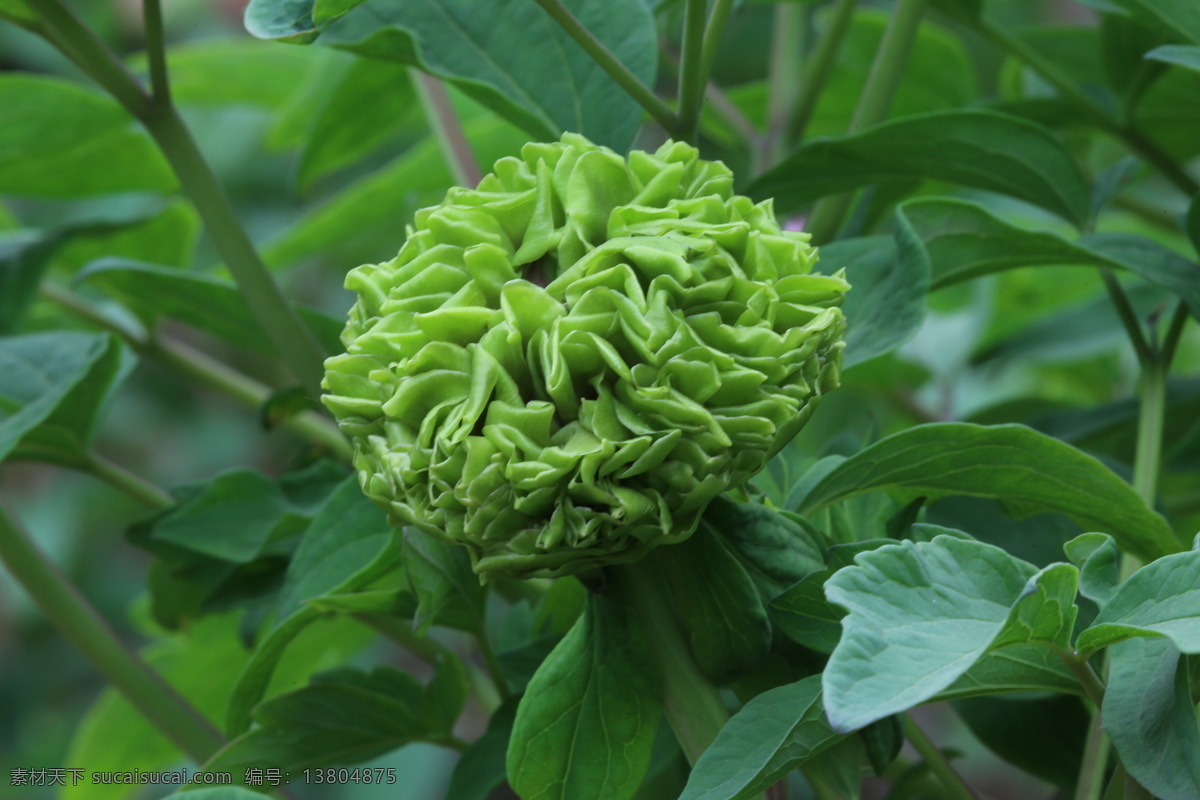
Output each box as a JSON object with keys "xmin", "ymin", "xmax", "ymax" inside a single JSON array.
[
  {"xmin": 0, "ymin": 502, "xmax": 224, "ymax": 762},
  {"xmin": 698, "ymin": 0, "xmax": 736, "ymax": 103},
  {"xmin": 410, "ymin": 69, "xmax": 481, "ymax": 188},
  {"xmin": 354, "ymin": 613, "xmax": 451, "ymax": 663},
  {"xmin": 611, "ymin": 555, "xmax": 729, "ymax": 766},
  {"xmin": 1160, "ymin": 302, "xmax": 1190, "ymax": 369},
  {"xmin": 142, "ymin": 0, "xmax": 170, "ymax": 104},
  {"xmin": 28, "ymin": 0, "xmax": 328, "ymax": 400},
  {"xmin": 902, "ymin": 714, "xmax": 978, "ymax": 800},
  {"xmin": 1132, "ymin": 360, "xmax": 1166, "ymax": 508},
  {"xmin": 784, "ymin": 0, "xmax": 858, "ymax": 145},
  {"xmin": 977, "ymin": 19, "xmax": 1198, "ymax": 197},
  {"xmin": 676, "ymin": 0, "xmax": 708, "ymax": 143},
  {"xmin": 1100, "ymin": 271, "xmax": 1152, "ymax": 366},
  {"xmin": 84, "ymin": 452, "xmax": 175, "ymax": 510},
  {"xmin": 43, "ymin": 284, "xmax": 353, "ymax": 461},
  {"xmin": 476, "ymin": 632, "xmax": 512, "ymax": 702},
  {"xmin": 806, "ymin": 0, "xmax": 927, "ymax": 243},
  {"xmin": 531, "ymin": 0, "xmax": 677, "ymax": 134},
  {"xmin": 1054, "ymin": 648, "xmax": 1107, "ymax": 707},
  {"xmin": 760, "ymin": 2, "xmax": 806, "ymax": 171},
  {"xmin": 1076, "ymin": 721, "xmax": 1111, "ymax": 800}
]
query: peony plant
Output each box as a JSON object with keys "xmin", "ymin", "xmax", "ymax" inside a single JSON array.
[{"xmin": 323, "ymin": 134, "xmax": 848, "ymax": 580}]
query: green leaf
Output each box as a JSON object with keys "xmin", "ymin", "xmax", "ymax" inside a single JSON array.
[
  {"xmin": 164, "ymin": 789, "xmax": 273, "ymax": 800},
  {"xmin": 207, "ymin": 662, "xmax": 463, "ymax": 775},
  {"xmin": 0, "ymin": 75, "xmax": 175, "ymax": 198},
  {"xmin": 225, "ymin": 475, "xmax": 403, "ymax": 735},
  {"xmin": 819, "ymin": 225, "xmax": 929, "ymax": 368},
  {"xmin": 1106, "ymin": 0, "xmax": 1200, "ymax": 44},
  {"xmin": 796, "ymin": 423, "xmax": 1180, "ymax": 562},
  {"xmin": 1146, "ymin": 44, "xmax": 1200, "ymax": 72},
  {"xmin": 0, "ymin": 229, "xmax": 58, "ymax": 333},
  {"xmin": 147, "ymin": 468, "xmax": 319, "ymax": 563},
  {"xmin": 251, "ymin": 0, "xmax": 657, "ymax": 152},
  {"xmin": 261, "ymin": 113, "xmax": 527, "ymax": 270},
  {"xmin": 900, "ymin": 198, "xmax": 1200, "ymax": 319},
  {"xmin": 1064, "ymin": 533, "xmax": 1120, "ymax": 607},
  {"xmin": 74, "ymin": 259, "xmax": 344, "ymax": 356},
  {"xmin": 679, "ymin": 676, "xmax": 846, "ymax": 800},
  {"xmin": 132, "ymin": 39, "xmax": 317, "ymax": 108},
  {"xmin": 701, "ymin": 495, "xmax": 824, "ymax": 600},
  {"xmin": 296, "ymin": 57, "xmax": 417, "ymax": 190},
  {"xmin": 1104, "ymin": 638, "xmax": 1200, "ymax": 800},
  {"xmin": 1077, "ymin": 233, "xmax": 1200, "ymax": 321},
  {"xmin": 0, "ymin": 0, "xmax": 36, "ymax": 28},
  {"xmin": 507, "ymin": 592, "xmax": 661, "ymax": 800},
  {"xmin": 1189, "ymin": 192, "xmax": 1200, "ymax": 257},
  {"xmin": 659, "ymin": 523, "xmax": 771, "ymax": 682},
  {"xmin": 446, "ymin": 699, "xmax": 518, "ymax": 800},
  {"xmin": 954, "ymin": 693, "xmax": 1089, "ymax": 788},
  {"xmin": 822, "ymin": 536, "xmax": 1078, "ymax": 731},
  {"xmin": 1076, "ymin": 549, "xmax": 1200, "ymax": 656},
  {"xmin": 751, "ymin": 110, "xmax": 1091, "ymax": 226},
  {"xmin": 771, "ymin": 540, "xmax": 892, "ymax": 654},
  {"xmin": 0, "ymin": 332, "xmax": 130, "ymax": 466},
  {"xmin": 936, "ymin": 645, "xmax": 1083, "ymax": 700},
  {"xmin": 404, "ymin": 528, "xmax": 485, "ymax": 635}
]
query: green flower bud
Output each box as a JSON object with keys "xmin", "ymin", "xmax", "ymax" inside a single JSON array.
[{"xmin": 323, "ymin": 133, "xmax": 848, "ymax": 580}]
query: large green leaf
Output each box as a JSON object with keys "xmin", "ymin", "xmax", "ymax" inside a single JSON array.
[
  {"xmin": 822, "ymin": 536, "xmax": 1079, "ymax": 731},
  {"xmin": 751, "ymin": 110, "xmax": 1090, "ymax": 226},
  {"xmin": 225, "ymin": 476, "xmax": 403, "ymax": 735},
  {"xmin": 954, "ymin": 693, "xmax": 1089, "ymax": 788},
  {"xmin": 1106, "ymin": 0, "xmax": 1200, "ymax": 44},
  {"xmin": 247, "ymin": 0, "xmax": 656, "ymax": 151},
  {"xmin": 935, "ymin": 645, "xmax": 1082, "ymax": 700},
  {"xmin": 404, "ymin": 528, "xmax": 485, "ymax": 635},
  {"xmin": 700, "ymin": 495, "xmax": 824, "ymax": 601},
  {"xmin": 1076, "ymin": 549, "xmax": 1200, "ymax": 656},
  {"xmin": 0, "ymin": 0, "xmax": 36, "ymax": 28},
  {"xmin": 0, "ymin": 332, "xmax": 131, "ymax": 467},
  {"xmin": 817, "ymin": 219, "xmax": 930, "ymax": 368},
  {"xmin": 296, "ymin": 57, "xmax": 417, "ymax": 189},
  {"xmin": 900, "ymin": 198, "xmax": 1200, "ymax": 319},
  {"xmin": 0, "ymin": 75, "xmax": 174, "ymax": 198},
  {"xmin": 261, "ymin": 114, "xmax": 527, "ymax": 270},
  {"xmin": 659, "ymin": 524, "xmax": 771, "ymax": 683},
  {"xmin": 446, "ymin": 700, "xmax": 518, "ymax": 800},
  {"xmin": 507, "ymin": 592, "xmax": 661, "ymax": 800},
  {"xmin": 208, "ymin": 661, "xmax": 465, "ymax": 775},
  {"xmin": 74, "ymin": 259, "xmax": 344, "ymax": 356},
  {"xmin": 1146, "ymin": 44, "xmax": 1200, "ymax": 73},
  {"xmin": 0, "ymin": 229, "xmax": 58, "ymax": 333},
  {"xmin": 132, "ymin": 39, "xmax": 316, "ymax": 108},
  {"xmin": 796, "ymin": 423, "xmax": 1180, "ymax": 562},
  {"xmin": 678, "ymin": 676, "xmax": 846, "ymax": 800},
  {"xmin": 1104, "ymin": 638, "xmax": 1200, "ymax": 800}
]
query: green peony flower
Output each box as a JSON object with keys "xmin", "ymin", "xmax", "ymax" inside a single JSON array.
[{"xmin": 323, "ymin": 134, "xmax": 848, "ymax": 580}]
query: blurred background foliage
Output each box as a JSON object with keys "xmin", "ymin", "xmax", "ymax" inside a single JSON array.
[{"xmin": 1, "ymin": 0, "xmax": 1198, "ymax": 798}]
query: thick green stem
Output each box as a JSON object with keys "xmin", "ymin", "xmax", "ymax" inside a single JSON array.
[
  {"xmin": 698, "ymin": 0, "xmax": 736, "ymax": 105},
  {"xmin": 531, "ymin": 0, "xmax": 677, "ymax": 134},
  {"xmin": 612, "ymin": 555, "xmax": 729, "ymax": 766},
  {"xmin": 29, "ymin": 0, "xmax": 328, "ymax": 399},
  {"xmin": 1132, "ymin": 361, "xmax": 1166, "ymax": 508},
  {"xmin": 784, "ymin": 0, "xmax": 858, "ymax": 145},
  {"xmin": 1100, "ymin": 270, "xmax": 1153, "ymax": 365},
  {"xmin": 807, "ymin": 0, "xmax": 927, "ymax": 242},
  {"xmin": 85, "ymin": 452, "xmax": 175, "ymax": 510},
  {"xmin": 902, "ymin": 714, "xmax": 978, "ymax": 800},
  {"xmin": 1161, "ymin": 302, "xmax": 1190, "ymax": 369},
  {"xmin": 0, "ymin": 503, "xmax": 224, "ymax": 762},
  {"xmin": 978, "ymin": 19, "xmax": 1198, "ymax": 197},
  {"xmin": 760, "ymin": 2, "xmax": 806, "ymax": 171},
  {"xmin": 676, "ymin": 0, "xmax": 708, "ymax": 143},
  {"xmin": 142, "ymin": 0, "xmax": 170, "ymax": 104},
  {"xmin": 43, "ymin": 284, "xmax": 352, "ymax": 461},
  {"xmin": 410, "ymin": 69, "xmax": 481, "ymax": 188},
  {"xmin": 1077, "ymin": 720, "xmax": 1111, "ymax": 800},
  {"xmin": 1055, "ymin": 648, "xmax": 1107, "ymax": 707}
]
